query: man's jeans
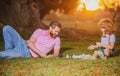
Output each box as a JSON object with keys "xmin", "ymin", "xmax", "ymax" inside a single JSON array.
[{"xmin": 0, "ymin": 25, "xmax": 31, "ymax": 59}]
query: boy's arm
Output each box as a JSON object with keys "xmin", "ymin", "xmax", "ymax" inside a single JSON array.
[
  {"xmin": 88, "ymin": 45, "xmax": 98, "ymax": 50},
  {"xmin": 99, "ymin": 42, "xmax": 115, "ymax": 49}
]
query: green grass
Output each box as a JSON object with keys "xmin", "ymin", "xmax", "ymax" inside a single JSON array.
[
  {"xmin": 0, "ymin": 57, "xmax": 120, "ymax": 76},
  {"xmin": 0, "ymin": 22, "xmax": 120, "ymax": 76}
]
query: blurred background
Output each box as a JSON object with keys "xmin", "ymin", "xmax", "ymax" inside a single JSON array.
[
  {"xmin": 0, "ymin": 0, "xmax": 120, "ymax": 41},
  {"xmin": 0, "ymin": 1, "xmax": 120, "ymax": 75}
]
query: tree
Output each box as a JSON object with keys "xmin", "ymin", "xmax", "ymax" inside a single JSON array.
[
  {"xmin": 101, "ymin": 0, "xmax": 120, "ymax": 23},
  {"xmin": 0, "ymin": 0, "xmax": 78, "ymax": 29}
]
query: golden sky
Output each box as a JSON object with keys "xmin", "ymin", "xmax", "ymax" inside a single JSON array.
[{"xmin": 77, "ymin": 0, "xmax": 120, "ymax": 11}]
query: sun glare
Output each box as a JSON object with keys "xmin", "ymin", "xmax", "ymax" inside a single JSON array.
[{"xmin": 77, "ymin": 0, "xmax": 102, "ymax": 11}]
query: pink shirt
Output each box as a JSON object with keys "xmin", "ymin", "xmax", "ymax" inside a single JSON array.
[{"xmin": 29, "ymin": 29, "xmax": 61, "ymax": 57}]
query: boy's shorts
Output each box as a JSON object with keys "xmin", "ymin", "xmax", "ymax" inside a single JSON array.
[{"xmin": 100, "ymin": 47, "xmax": 116, "ymax": 56}]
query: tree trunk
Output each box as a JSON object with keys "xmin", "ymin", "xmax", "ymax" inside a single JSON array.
[{"xmin": 0, "ymin": 0, "xmax": 48, "ymax": 30}]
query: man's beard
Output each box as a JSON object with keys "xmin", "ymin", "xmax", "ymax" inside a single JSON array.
[{"xmin": 50, "ymin": 32, "xmax": 57, "ymax": 38}]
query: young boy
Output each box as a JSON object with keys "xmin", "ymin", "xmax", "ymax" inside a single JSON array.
[{"xmin": 88, "ymin": 18, "xmax": 116, "ymax": 60}]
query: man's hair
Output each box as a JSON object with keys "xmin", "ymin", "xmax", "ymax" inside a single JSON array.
[
  {"xmin": 49, "ymin": 20, "xmax": 62, "ymax": 28},
  {"xmin": 98, "ymin": 18, "xmax": 116, "ymax": 34}
]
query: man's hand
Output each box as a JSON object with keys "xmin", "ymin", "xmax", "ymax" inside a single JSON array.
[
  {"xmin": 47, "ymin": 55, "xmax": 53, "ymax": 58},
  {"xmin": 40, "ymin": 53, "xmax": 47, "ymax": 58},
  {"xmin": 46, "ymin": 49, "xmax": 60, "ymax": 58},
  {"xmin": 47, "ymin": 54, "xmax": 56, "ymax": 58}
]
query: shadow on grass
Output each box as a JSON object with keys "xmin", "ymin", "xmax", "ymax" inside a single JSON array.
[
  {"xmin": 110, "ymin": 49, "xmax": 120, "ymax": 58},
  {"xmin": 116, "ymin": 49, "xmax": 120, "ymax": 56},
  {"xmin": 60, "ymin": 47, "xmax": 73, "ymax": 54},
  {"xmin": 47, "ymin": 47, "xmax": 73, "ymax": 55}
]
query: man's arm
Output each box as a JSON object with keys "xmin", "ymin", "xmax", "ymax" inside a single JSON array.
[
  {"xmin": 47, "ymin": 49, "xmax": 60, "ymax": 58},
  {"xmin": 47, "ymin": 37, "xmax": 61, "ymax": 58},
  {"xmin": 27, "ymin": 36, "xmax": 47, "ymax": 58}
]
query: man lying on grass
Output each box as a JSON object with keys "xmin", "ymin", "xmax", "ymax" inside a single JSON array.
[{"xmin": 0, "ymin": 20, "xmax": 61, "ymax": 59}]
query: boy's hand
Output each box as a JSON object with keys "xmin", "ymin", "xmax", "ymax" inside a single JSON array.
[
  {"xmin": 88, "ymin": 45, "xmax": 96, "ymax": 50},
  {"xmin": 96, "ymin": 42, "xmax": 101, "ymax": 47}
]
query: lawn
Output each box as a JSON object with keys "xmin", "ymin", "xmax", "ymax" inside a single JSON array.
[{"xmin": 0, "ymin": 21, "xmax": 120, "ymax": 76}]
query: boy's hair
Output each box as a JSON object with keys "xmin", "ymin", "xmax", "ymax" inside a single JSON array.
[
  {"xmin": 98, "ymin": 18, "xmax": 116, "ymax": 34},
  {"xmin": 49, "ymin": 20, "xmax": 62, "ymax": 28}
]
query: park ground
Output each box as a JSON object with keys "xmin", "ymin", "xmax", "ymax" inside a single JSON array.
[{"xmin": 0, "ymin": 21, "xmax": 120, "ymax": 76}]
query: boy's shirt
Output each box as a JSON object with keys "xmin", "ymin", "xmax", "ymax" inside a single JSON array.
[{"xmin": 101, "ymin": 34, "xmax": 116, "ymax": 45}]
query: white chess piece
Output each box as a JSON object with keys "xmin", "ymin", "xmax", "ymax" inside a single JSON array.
[
  {"xmin": 66, "ymin": 55, "xmax": 69, "ymax": 58},
  {"xmin": 72, "ymin": 54, "xmax": 76, "ymax": 58}
]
